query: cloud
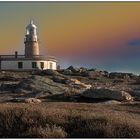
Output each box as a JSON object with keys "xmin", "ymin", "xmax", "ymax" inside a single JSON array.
[{"xmin": 128, "ymin": 39, "xmax": 140, "ymax": 47}]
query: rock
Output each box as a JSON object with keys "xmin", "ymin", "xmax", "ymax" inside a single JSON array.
[
  {"xmin": 0, "ymin": 83, "xmax": 17, "ymax": 92},
  {"xmin": 129, "ymin": 90, "xmax": 140, "ymax": 100},
  {"xmin": 70, "ymin": 78, "xmax": 92, "ymax": 89},
  {"xmin": 81, "ymin": 88, "xmax": 133, "ymax": 101},
  {"xmin": 102, "ymin": 100, "xmax": 121, "ymax": 104},
  {"xmin": 62, "ymin": 67, "xmax": 88, "ymax": 76},
  {"xmin": 41, "ymin": 69, "xmax": 59, "ymax": 76},
  {"xmin": 79, "ymin": 67, "xmax": 88, "ymax": 73},
  {"xmin": 0, "ymin": 76, "xmax": 19, "ymax": 81},
  {"xmin": 88, "ymin": 71, "xmax": 98, "ymax": 78},
  {"xmin": 67, "ymin": 66, "xmax": 80, "ymax": 73},
  {"xmin": 63, "ymin": 69, "xmax": 72, "ymax": 75},
  {"xmin": 109, "ymin": 72, "xmax": 123, "ymax": 79},
  {"xmin": 15, "ymin": 75, "xmax": 68, "ymax": 96},
  {"xmin": 109, "ymin": 72, "xmax": 136, "ymax": 79},
  {"xmin": 24, "ymin": 98, "xmax": 41, "ymax": 103},
  {"xmin": 1, "ymin": 71, "xmax": 6, "ymax": 74},
  {"xmin": 10, "ymin": 97, "xmax": 42, "ymax": 103},
  {"xmin": 79, "ymin": 67, "xmax": 89, "ymax": 76},
  {"xmin": 10, "ymin": 97, "xmax": 26, "ymax": 102},
  {"xmin": 52, "ymin": 76, "xmax": 70, "ymax": 84},
  {"xmin": 88, "ymin": 70, "xmax": 108, "ymax": 79},
  {"xmin": 88, "ymin": 68, "xmax": 96, "ymax": 71}
]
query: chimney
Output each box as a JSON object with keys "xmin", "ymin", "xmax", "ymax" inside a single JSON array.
[{"xmin": 15, "ymin": 51, "xmax": 18, "ymax": 58}]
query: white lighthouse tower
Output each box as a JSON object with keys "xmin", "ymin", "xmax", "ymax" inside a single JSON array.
[{"xmin": 24, "ymin": 20, "xmax": 40, "ymax": 58}]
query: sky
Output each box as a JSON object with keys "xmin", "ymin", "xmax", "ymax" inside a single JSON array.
[{"xmin": 0, "ymin": 2, "xmax": 140, "ymax": 74}]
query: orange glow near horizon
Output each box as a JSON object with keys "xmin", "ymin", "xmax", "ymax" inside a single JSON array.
[{"xmin": 0, "ymin": 2, "xmax": 140, "ymax": 73}]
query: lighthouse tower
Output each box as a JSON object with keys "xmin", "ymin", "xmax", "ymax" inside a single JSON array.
[{"xmin": 24, "ymin": 20, "xmax": 40, "ymax": 58}]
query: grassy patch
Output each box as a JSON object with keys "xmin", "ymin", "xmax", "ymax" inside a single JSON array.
[{"xmin": 0, "ymin": 102, "xmax": 139, "ymax": 138}]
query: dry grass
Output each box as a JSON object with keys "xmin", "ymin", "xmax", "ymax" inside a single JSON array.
[
  {"xmin": 0, "ymin": 102, "xmax": 139, "ymax": 138},
  {"xmin": 24, "ymin": 125, "xmax": 67, "ymax": 138}
]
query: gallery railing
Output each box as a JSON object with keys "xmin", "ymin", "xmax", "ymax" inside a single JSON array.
[{"xmin": 0, "ymin": 55, "xmax": 57, "ymax": 61}]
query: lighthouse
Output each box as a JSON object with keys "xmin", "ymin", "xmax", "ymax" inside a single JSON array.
[
  {"xmin": 0, "ymin": 20, "xmax": 58, "ymax": 71},
  {"xmin": 24, "ymin": 20, "xmax": 40, "ymax": 58}
]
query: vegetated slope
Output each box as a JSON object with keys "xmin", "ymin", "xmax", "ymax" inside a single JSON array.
[{"xmin": 0, "ymin": 102, "xmax": 139, "ymax": 138}]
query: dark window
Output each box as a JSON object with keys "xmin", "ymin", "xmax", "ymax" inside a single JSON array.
[
  {"xmin": 50, "ymin": 62, "xmax": 53, "ymax": 69},
  {"xmin": 40, "ymin": 62, "xmax": 44, "ymax": 70},
  {"xmin": 18, "ymin": 62, "xmax": 23, "ymax": 69},
  {"xmin": 32, "ymin": 62, "xmax": 37, "ymax": 68}
]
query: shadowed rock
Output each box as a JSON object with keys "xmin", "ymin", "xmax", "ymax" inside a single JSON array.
[
  {"xmin": 82, "ymin": 88, "xmax": 133, "ymax": 101},
  {"xmin": 15, "ymin": 75, "xmax": 68, "ymax": 97}
]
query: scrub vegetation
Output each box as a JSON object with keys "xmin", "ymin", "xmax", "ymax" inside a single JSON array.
[{"xmin": 0, "ymin": 102, "xmax": 139, "ymax": 138}]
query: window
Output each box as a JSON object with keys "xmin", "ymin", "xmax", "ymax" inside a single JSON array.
[
  {"xmin": 50, "ymin": 62, "xmax": 53, "ymax": 69},
  {"xmin": 18, "ymin": 62, "xmax": 23, "ymax": 69},
  {"xmin": 40, "ymin": 62, "xmax": 44, "ymax": 70},
  {"xmin": 32, "ymin": 62, "xmax": 37, "ymax": 68}
]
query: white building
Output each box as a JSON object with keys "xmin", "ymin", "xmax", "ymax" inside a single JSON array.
[{"xmin": 0, "ymin": 20, "xmax": 58, "ymax": 71}]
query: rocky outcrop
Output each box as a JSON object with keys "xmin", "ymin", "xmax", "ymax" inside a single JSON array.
[
  {"xmin": 15, "ymin": 75, "xmax": 68, "ymax": 96},
  {"xmin": 0, "ymin": 69, "xmax": 139, "ymax": 103},
  {"xmin": 61, "ymin": 66, "xmax": 88, "ymax": 76},
  {"xmin": 62, "ymin": 69, "xmax": 72, "ymax": 75},
  {"xmin": 109, "ymin": 72, "xmax": 138, "ymax": 79},
  {"xmin": 48, "ymin": 71, "xmax": 92, "ymax": 90},
  {"xmin": 88, "ymin": 70, "xmax": 109, "ymax": 79},
  {"xmin": 67, "ymin": 66, "xmax": 80, "ymax": 73},
  {"xmin": 81, "ymin": 88, "xmax": 133, "ymax": 101}
]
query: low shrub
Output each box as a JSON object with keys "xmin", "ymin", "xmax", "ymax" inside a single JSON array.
[
  {"xmin": 23, "ymin": 125, "xmax": 67, "ymax": 138},
  {"xmin": 0, "ymin": 103, "xmax": 139, "ymax": 138}
]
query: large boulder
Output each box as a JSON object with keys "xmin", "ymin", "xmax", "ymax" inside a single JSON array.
[
  {"xmin": 81, "ymin": 88, "xmax": 133, "ymax": 101},
  {"xmin": 15, "ymin": 75, "xmax": 68, "ymax": 96},
  {"xmin": 79, "ymin": 67, "xmax": 88, "ymax": 73},
  {"xmin": 62, "ymin": 69, "xmax": 72, "ymax": 75},
  {"xmin": 67, "ymin": 66, "xmax": 80, "ymax": 73},
  {"xmin": 79, "ymin": 67, "xmax": 89, "ymax": 76},
  {"xmin": 129, "ymin": 90, "xmax": 140, "ymax": 101}
]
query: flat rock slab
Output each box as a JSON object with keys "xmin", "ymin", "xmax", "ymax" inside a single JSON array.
[
  {"xmin": 82, "ymin": 88, "xmax": 133, "ymax": 101},
  {"xmin": 15, "ymin": 75, "xmax": 69, "ymax": 96},
  {"xmin": 101, "ymin": 100, "xmax": 122, "ymax": 104}
]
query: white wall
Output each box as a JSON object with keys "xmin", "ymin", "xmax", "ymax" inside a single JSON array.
[
  {"xmin": 47, "ymin": 61, "xmax": 57, "ymax": 70},
  {"xmin": 1, "ymin": 60, "xmax": 57, "ymax": 70}
]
